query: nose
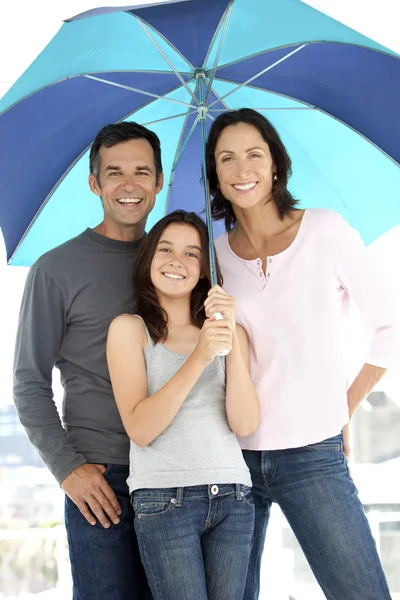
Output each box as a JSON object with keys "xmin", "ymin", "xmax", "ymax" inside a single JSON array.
[
  {"xmin": 168, "ymin": 258, "xmax": 182, "ymax": 267},
  {"xmin": 235, "ymin": 158, "xmax": 251, "ymax": 179},
  {"xmin": 121, "ymin": 176, "xmax": 136, "ymax": 190}
]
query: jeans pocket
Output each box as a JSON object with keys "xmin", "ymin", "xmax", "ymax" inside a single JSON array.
[
  {"xmin": 101, "ymin": 463, "xmax": 113, "ymax": 477},
  {"xmin": 240, "ymin": 486, "xmax": 254, "ymax": 508},
  {"xmin": 134, "ymin": 499, "xmax": 175, "ymax": 518}
]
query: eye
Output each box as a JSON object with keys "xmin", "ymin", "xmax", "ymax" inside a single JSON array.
[
  {"xmin": 137, "ymin": 171, "xmax": 149, "ymax": 176},
  {"xmin": 109, "ymin": 171, "xmax": 121, "ymax": 177},
  {"xmin": 249, "ymin": 153, "xmax": 261, "ymax": 159},
  {"xmin": 221, "ymin": 156, "xmax": 233, "ymax": 163},
  {"xmin": 159, "ymin": 247, "xmax": 171, "ymax": 253},
  {"xmin": 186, "ymin": 252, "xmax": 199, "ymax": 259}
]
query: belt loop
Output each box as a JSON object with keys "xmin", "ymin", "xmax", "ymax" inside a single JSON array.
[
  {"xmin": 175, "ymin": 487, "xmax": 184, "ymax": 507},
  {"xmin": 235, "ymin": 483, "xmax": 241, "ymax": 501}
]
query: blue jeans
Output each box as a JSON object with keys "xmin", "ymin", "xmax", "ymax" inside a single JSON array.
[
  {"xmin": 243, "ymin": 433, "xmax": 391, "ymax": 600},
  {"xmin": 133, "ymin": 484, "xmax": 255, "ymax": 600},
  {"xmin": 65, "ymin": 464, "xmax": 152, "ymax": 600}
]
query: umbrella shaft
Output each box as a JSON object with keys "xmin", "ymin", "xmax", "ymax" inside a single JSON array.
[{"xmin": 198, "ymin": 78, "xmax": 218, "ymax": 288}]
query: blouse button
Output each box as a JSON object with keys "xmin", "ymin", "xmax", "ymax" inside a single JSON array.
[
  {"xmin": 267, "ymin": 273, "xmax": 270, "ymax": 277},
  {"xmin": 269, "ymin": 258, "xmax": 272, "ymax": 263},
  {"xmin": 259, "ymin": 272, "xmax": 262, "ymax": 277}
]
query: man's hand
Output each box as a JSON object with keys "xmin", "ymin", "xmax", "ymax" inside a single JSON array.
[{"xmin": 61, "ymin": 464, "xmax": 122, "ymax": 528}]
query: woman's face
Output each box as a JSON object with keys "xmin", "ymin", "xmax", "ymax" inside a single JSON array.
[
  {"xmin": 214, "ymin": 122, "xmax": 275, "ymax": 212},
  {"xmin": 150, "ymin": 223, "xmax": 203, "ymax": 300}
]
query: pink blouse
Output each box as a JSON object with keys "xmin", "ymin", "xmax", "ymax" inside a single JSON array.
[{"xmin": 215, "ymin": 209, "xmax": 400, "ymax": 450}]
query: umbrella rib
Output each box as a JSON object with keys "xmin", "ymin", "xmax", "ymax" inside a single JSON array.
[
  {"xmin": 207, "ymin": 107, "xmax": 314, "ymax": 111},
  {"xmin": 127, "ymin": 10, "xmax": 196, "ymax": 72},
  {"xmin": 141, "ymin": 111, "xmax": 197, "ymax": 127},
  {"xmin": 217, "ymin": 40, "xmax": 399, "ymax": 72},
  {"xmin": 209, "ymin": 85, "xmax": 233, "ymax": 111},
  {"xmin": 214, "ymin": 76, "xmax": 314, "ymax": 107},
  {"xmin": 202, "ymin": 1, "xmax": 234, "ymax": 104},
  {"xmin": 83, "ymin": 75, "xmax": 196, "ymax": 108},
  {"xmin": 172, "ymin": 114, "xmax": 200, "ymax": 172},
  {"xmin": 134, "ymin": 16, "xmax": 199, "ymax": 104},
  {"xmin": 208, "ymin": 43, "xmax": 309, "ymax": 109},
  {"xmin": 164, "ymin": 82, "xmax": 201, "ymax": 215}
]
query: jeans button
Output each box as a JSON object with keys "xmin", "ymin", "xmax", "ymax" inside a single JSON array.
[{"xmin": 211, "ymin": 485, "xmax": 219, "ymax": 495}]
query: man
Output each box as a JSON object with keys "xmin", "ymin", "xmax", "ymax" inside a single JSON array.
[{"xmin": 13, "ymin": 122, "xmax": 164, "ymax": 599}]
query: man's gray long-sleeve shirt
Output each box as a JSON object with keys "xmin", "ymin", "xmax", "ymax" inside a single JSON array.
[{"xmin": 13, "ymin": 228, "xmax": 143, "ymax": 485}]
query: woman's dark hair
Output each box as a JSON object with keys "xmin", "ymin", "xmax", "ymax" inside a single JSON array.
[
  {"xmin": 89, "ymin": 121, "xmax": 163, "ymax": 184},
  {"xmin": 134, "ymin": 210, "xmax": 222, "ymax": 343},
  {"xmin": 206, "ymin": 108, "xmax": 298, "ymax": 231}
]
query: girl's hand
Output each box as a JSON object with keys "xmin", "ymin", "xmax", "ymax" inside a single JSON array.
[
  {"xmin": 204, "ymin": 285, "xmax": 236, "ymax": 331},
  {"xmin": 193, "ymin": 316, "xmax": 233, "ymax": 365}
]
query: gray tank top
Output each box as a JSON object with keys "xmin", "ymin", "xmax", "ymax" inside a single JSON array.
[{"xmin": 127, "ymin": 316, "xmax": 251, "ymax": 492}]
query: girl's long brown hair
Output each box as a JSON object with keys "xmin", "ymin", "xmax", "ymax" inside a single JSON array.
[{"xmin": 133, "ymin": 210, "xmax": 222, "ymax": 343}]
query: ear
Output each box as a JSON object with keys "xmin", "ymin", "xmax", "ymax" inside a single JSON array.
[
  {"xmin": 156, "ymin": 171, "xmax": 164, "ymax": 194},
  {"xmin": 89, "ymin": 173, "xmax": 102, "ymax": 197}
]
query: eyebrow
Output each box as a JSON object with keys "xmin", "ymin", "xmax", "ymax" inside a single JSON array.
[
  {"xmin": 104, "ymin": 164, "xmax": 153, "ymax": 172},
  {"xmin": 158, "ymin": 240, "xmax": 201, "ymax": 252},
  {"xmin": 217, "ymin": 146, "xmax": 264, "ymax": 156}
]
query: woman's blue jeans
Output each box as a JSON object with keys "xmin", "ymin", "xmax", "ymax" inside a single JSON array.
[
  {"xmin": 243, "ymin": 433, "xmax": 391, "ymax": 600},
  {"xmin": 133, "ymin": 483, "xmax": 254, "ymax": 600}
]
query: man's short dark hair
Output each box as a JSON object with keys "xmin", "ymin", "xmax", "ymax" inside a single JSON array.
[{"xmin": 89, "ymin": 122, "xmax": 163, "ymax": 184}]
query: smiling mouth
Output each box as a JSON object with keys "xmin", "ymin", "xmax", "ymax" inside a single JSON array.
[
  {"xmin": 232, "ymin": 182, "xmax": 257, "ymax": 191},
  {"xmin": 162, "ymin": 272, "xmax": 186, "ymax": 281},
  {"xmin": 117, "ymin": 198, "xmax": 143, "ymax": 205}
]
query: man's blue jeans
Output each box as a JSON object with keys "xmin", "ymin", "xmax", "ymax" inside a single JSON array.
[
  {"xmin": 65, "ymin": 464, "xmax": 152, "ymax": 600},
  {"xmin": 133, "ymin": 483, "xmax": 255, "ymax": 600},
  {"xmin": 243, "ymin": 433, "xmax": 391, "ymax": 600}
]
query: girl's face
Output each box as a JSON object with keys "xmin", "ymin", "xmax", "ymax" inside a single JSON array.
[
  {"xmin": 214, "ymin": 122, "xmax": 275, "ymax": 212},
  {"xmin": 150, "ymin": 223, "xmax": 203, "ymax": 299}
]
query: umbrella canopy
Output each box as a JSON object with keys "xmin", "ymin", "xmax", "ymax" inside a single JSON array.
[{"xmin": 0, "ymin": 0, "xmax": 399, "ymax": 266}]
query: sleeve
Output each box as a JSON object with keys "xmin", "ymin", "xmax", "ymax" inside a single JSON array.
[
  {"xmin": 13, "ymin": 264, "xmax": 86, "ymax": 485},
  {"xmin": 335, "ymin": 217, "xmax": 400, "ymax": 369}
]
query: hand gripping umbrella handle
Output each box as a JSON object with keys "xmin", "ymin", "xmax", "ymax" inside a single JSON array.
[{"xmin": 213, "ymin": 311, "xmax": 230, "ymax": 357}]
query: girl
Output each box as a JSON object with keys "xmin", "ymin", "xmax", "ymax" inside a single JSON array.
[{"xmin": 107, "ymin": 210, "xmax": 260, "ymax": 600}]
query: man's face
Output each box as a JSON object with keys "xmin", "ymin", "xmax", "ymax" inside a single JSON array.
[{"xmin": 89, "ymin": 138, "xmax": 163, "ymax": 231}]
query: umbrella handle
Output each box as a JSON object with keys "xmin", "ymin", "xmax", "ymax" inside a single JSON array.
[{"xmin": 213, "ymin": 312, "xmax": 230, "ymax": 357}]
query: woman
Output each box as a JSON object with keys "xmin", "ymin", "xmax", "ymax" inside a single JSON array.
[
  {"xmin": 107, "ymin": 210, "xmax": 260, "ymax": 600},
  {"xmin": 206, "ymin": 108, "xmax": 398, "ymax": 600}
]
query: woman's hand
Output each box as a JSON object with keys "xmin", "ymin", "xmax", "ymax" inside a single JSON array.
[
  {"xmin": 193, "ymin": 316, "xmax": 233, "ymax": 365},
  {"xmin": 204, "ymin": 285, "xmax": 236, "ymax": 331}
]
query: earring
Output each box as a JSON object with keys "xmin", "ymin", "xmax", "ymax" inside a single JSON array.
[{"xmin": 273, "ymin": 173, "xmax": 278, "ymax": 183}]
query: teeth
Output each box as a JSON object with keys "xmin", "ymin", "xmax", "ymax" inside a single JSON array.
[
  {"xmin": 233, "ymin": 182, "xmax": 256, "ymax": 191},
  {"xmin": 163, "ymin": 272, "xmax": 185, "ymax": 280},
  {"xmin": 118, "ymin": 198, "xmax": 142, "ymax": 204}
]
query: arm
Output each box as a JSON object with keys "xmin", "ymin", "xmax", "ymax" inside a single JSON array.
[
  {"xmin": 107, "ymin": 314, "xmax": 231, "ymax": 447},
  {"xmin": 13, "ymin": 265, "xmax": 86, "ymax": 483},
  {"xmin": 204, "ymin": 285, "xmax": 260, "ymax": 436},
  {"xmin": 335, "ymin": 217, "xmax": 400, "ymax": 418},
  {"xmin": 225, "ymin": 325, "xmax": 260, "ymax": 437},
  {"xmin": 347, "ymin": 363, "xmax": 386, "ymax": 419},
  {"xmin": 14, "ymin": 265, "xmax": 121, "ymax": 529}
]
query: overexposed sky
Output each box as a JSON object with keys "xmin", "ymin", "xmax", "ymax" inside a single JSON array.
[{"xmin": 1, "ymin": 0, "xmax": 399, "ymax": 407}]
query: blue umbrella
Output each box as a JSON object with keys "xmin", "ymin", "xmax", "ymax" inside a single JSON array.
[{"xmin": 0, "ymin": 0, "xmax": 399, "ymax": 267}]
